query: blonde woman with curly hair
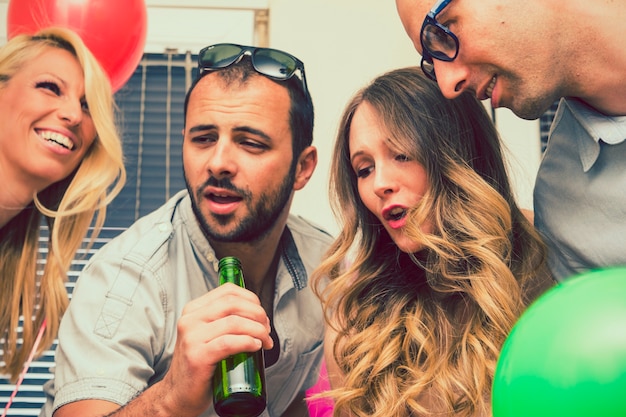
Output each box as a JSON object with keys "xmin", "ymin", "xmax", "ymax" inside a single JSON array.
[
  {"xmin": 312, "ymin": 67, "xmax": 554, "ymax": 417},
  {"xmin": 0, "ymin": 27, "xmax": 125, "ymax": 382}
]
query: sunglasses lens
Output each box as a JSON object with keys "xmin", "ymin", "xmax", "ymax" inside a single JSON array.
[
  {"xmin": 253, "ymin": 49, "xmax": 298, "ymax": 80},
  {"xmin": 197, "ymin": 44, "xmax": 307, "ymax": 93},
  {"xmin": 200, "ymin": 44, "xmax": 243, "ymax": 68},
  {"xmin": 422, "ymin": 24, "xmax": 457, "ymax": 61}
]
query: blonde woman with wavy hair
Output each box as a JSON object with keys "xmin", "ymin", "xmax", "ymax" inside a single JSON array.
[
  {"xmin": 0, "ymin": 27, "xmax": 125, "ymax": 382},
  {"xmin": 311, "ymin": 67, "xmax": 554, "ymax": 417}
]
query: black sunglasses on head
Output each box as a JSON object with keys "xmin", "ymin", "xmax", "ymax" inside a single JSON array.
[{"xmin": 197, "ymin": 43, "xmax": 308, "ymax": 93}]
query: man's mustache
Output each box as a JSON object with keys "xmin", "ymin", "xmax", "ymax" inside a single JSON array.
[{"xmin": 196, "ymin": 176, "xmax": 251, "ymax": 200}]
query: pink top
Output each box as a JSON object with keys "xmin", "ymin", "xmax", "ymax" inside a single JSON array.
[{"xmin": 305, "ymin": 360, "xmax": 334, "ymax": 416}]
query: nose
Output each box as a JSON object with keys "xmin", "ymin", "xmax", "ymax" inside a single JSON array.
[
  {"xmin": 206, "ymin": 139, "xmax": 237, "ymax": 179},
  {"xmin": 373, "ymin": 164, "xmax": 398, "ymax": 199},
  {"xmin": 433, "ymin": 60, "xmax": 471, "ymax": 99},
  {"xmin": 58, "ymin": 97, "xmax": 83, "ymax": 127}
]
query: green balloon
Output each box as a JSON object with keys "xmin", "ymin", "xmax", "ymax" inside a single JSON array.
[{"xmin": 492, "ymin": 267, "xmax": 626, "ymax": 417}]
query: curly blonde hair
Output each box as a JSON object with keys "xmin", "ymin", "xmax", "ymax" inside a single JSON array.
[
  {"xmin": 0, "ymin": 27, "xmax": 126, "ymax": 381},
  {"xmin": 312, "ymin": 67, "xmax": 552, "ymax": 417}
]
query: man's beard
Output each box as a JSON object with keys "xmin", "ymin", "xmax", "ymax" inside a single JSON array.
[{"xmin": 185, "ymin": 164, "xmax": 296, "ymax": 244}]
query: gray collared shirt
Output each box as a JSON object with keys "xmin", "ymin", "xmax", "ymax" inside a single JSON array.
[
  {"xmin": 41, "ymin": 190, "xmax": 333, "ymax": 417},
  {"xmin": 534, "ymin": 98, "xmax": 626, "ymax": 281}
]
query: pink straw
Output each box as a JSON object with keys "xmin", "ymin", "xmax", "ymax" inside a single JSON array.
[{"xmin": 2, "ymin": 318, "xmax": 47, "ymax": 417}]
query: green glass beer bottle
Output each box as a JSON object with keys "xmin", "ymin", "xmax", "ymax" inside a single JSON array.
[{"xmin": 212, "ymin": 256, "xmax": 267, "ymax": 417}]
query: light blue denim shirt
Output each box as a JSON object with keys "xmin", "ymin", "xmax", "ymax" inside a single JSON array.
[
  {"xmin": 534, "ymin": 98, "xmax": 626, "ymax": 281},
  {"xmin": 41, "ymin": 190, "xmax": 333, "ymax": 417}
]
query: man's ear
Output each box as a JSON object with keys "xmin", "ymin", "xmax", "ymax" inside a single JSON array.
[{"xmin": 293, "ymin": 146, "xmax": 317, "ymax": 191}]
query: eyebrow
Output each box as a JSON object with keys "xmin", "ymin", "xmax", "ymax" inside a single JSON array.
[
  {"xmin": 188, "ymin": 124, "xmax": 217, "ymax": 134},
  {"xmin": 187, "ymin": 124, "xmax": 273, "ymax": 143}
]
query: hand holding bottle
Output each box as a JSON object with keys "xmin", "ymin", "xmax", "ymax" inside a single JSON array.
[
  {"xmin": 155, "ymin": 278, "xmax": 273, "ymax": 417},
  {"xmin": 213, "ymin": 257, "xmax": 268, "ymax": 417}
]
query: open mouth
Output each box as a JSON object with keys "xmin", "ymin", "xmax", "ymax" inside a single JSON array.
[
  {"xmin": 37, "ymin": 129, "xmax": 74, "ymax": 150},
  {"xmin": 385, "ymin": 207, "xmax": 407, "ymax": 221},
  {"xmin": 208, "ymin": 193, "xmax": 242, "ymax": 204}
]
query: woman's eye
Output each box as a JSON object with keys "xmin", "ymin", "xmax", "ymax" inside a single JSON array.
[
  {"xmin": 36, "ymin": 81, "xmax": 61, "ymax": 95},
  {"xmin": 81, "ymin": 100, "xmax": 90, "ymax": 112},
  {"xmin": 395, "ymin": 154, "xmax": 410, "ymax": 162},
  {"xmin": 356, "ymin": 166, "xmax": 372, "ymax": 178}
]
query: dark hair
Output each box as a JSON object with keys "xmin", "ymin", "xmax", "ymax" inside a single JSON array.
[{"xmin": 183, "ymin": 57, "xmax": 314, "ymax": 161}]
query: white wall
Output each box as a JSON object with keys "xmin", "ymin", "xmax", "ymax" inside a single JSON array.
[
  {"xmin": 0, "ymin": 0, "xmax": 541, "ymax": 236},
  {"xmin": 492, "ymin": 108, "xmax": 541, "ymax": 211}
]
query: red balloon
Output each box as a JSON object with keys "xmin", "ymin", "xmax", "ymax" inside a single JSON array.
[{"xmin": 7, "ymin": 0, "xmax": 147, "ymax": 92}]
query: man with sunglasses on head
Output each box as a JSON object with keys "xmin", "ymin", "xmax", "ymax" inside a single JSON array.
[
  {"xmin": 395, "ymin": 0, "xmax": 626, "ymax": 282},
  {"xmin": 41, "ymin": 44, "xmax": 332, "ymax": 417}
]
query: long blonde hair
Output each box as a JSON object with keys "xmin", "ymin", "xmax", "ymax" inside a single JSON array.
[
  {"xmin": 0, "ymin": 27, "xmax": 126, "ymax": 381},
  {"xmin": 312, "ymin": 67, "xmax": 551, "ymax": 416}
]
